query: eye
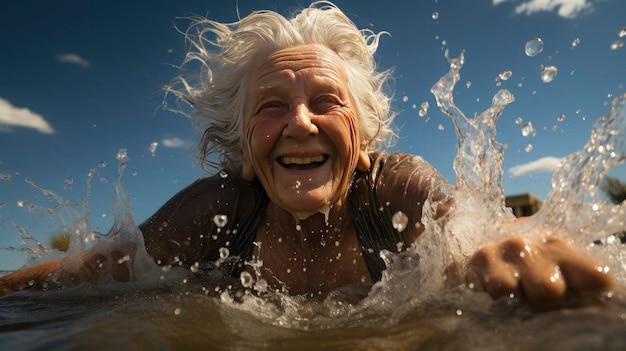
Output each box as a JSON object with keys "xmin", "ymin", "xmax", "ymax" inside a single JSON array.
[
  {"xmin": 312, "ymin": 95, "xmax": 342, "ymax": 112},
  {"xmin": 256, "ymin": 101, "xmax": 287, "ymax": 114}
]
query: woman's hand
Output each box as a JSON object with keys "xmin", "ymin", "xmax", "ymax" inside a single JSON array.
[
  {"xmin": 0, "ymin": 244, "xmax": 135, "ymax": 296},
  {"xmin": 0, "ymin": 260, "xmax": 62, "ymax": 296},
  {"xmin": 468, "ymin": 235, "xmax": 619, "ymax": 309}
]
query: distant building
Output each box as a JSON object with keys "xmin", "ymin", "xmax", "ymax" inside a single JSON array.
[{"xmin": 505, "ymin": 193, "xmax": 543, "ymax": 217}]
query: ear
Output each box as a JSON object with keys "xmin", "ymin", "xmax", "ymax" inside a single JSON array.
[
  {"xmin": 357, "ymin": 147, "xmax": 370, "ymax": 172},
  {"xmin": 240, "ymin": 148, "xmax": 256, "ymax": 181}
]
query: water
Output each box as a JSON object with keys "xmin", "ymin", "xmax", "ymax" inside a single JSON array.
[
  {"xmin": 524, "ymin": 37, "xmax": 544, "ymax": 57},
  {"xmin": 1, "ymin": 52, "xmax": 626, "ymax": 350}
]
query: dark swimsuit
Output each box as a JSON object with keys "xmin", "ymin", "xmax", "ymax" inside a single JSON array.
[{"xmin": 140, "ymin": 152, "xmax": 449, "ymax": 283}]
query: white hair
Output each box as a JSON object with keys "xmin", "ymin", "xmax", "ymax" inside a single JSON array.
[{"xmin": 167, "ymin": 1, "xmax": 396, "ymax": 174}]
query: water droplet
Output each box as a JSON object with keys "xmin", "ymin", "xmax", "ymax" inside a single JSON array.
[
  {"xmin": 174, "ymin": 307, "xmax": 182, "ymax": 316},
  {"xmin": 619, "ymin": 27, "xmax": 626, "ymax": 38},
  {"xmin": 295, "ymin": 224, "xmax": 301, "ymax": 231},
  {"xmin": 575, "ymin": 108, "xmax": 582, "ymax": 114},
  {"xmin": 515, "ymin": 117, "xmax": 523, "ymax": 125},
  {"xmin": 240, "ymin": 271, "xmax": 255, "ymax": 288},
  {"xmin": 392, "ymin": 211, "xmax": 408, "ymax": 232},
  {"xmin": 540, "ymin": 65, "xmax": 558, "ymax": 83},
  {"xmin": 116, "ymin": 148, "xmax": 128, "ymax": 161},
  {"xmin": 213, "ymin": 214, "xmax": 228, "ymax": 228},
  {"xmin": 63, "ymin": 177, "xmax": 74, "ymax": 189},
  {"xmin": 219, "ymin": 247, "xmax": 230, "ymax": 259},
  {"xmin": 525, "ymin": 144, "xmax": 533, "ymax": 152},
  {"xmin": 521, "ymin": 121, "xmax": 536, "ymax": 137},
  {"xmin": 149, "ymin": 141, "xmax": 158, "ymax": 157},
  {"xmin": 0, "ymin": 173, "xmax": 11, "ymax": 181},
  {"xmin": 190, "ymin": 262, "xmax": 199, "ymax": 273},
  {"xmin": 525, "ymin": 37, "xmax": 544, "ymax": 57},
  {"xmin": 456, "ymin": 309, "xmax": 463, "ymax": 316},
  {"xmin": 431, "ymin": 12, "xmax": 439, "ymax": 20},
  {"xmin": 402, "ymin": 96, "xmax": 409, "ymax": 102},
  {"xmin": 16, "ymin": 200, "xmax": 25, "ymax": 208},
  {"xmin": 98, "ymin": 161, "xmax": 107, "ymax": 168},
  {"xmin": 418, "ymin": 101, "xmax": 429, "ymax": 117},
  {"xmin": 557, "ymin": 114, "xmax": 566, "ymax": 122},
  {"xmin": 219, "ymin": 170, "xmax": 228, "ymax": 178},
  {"xmin": 498, "ymin": 70, "xmax": 512, "ymax": 81},
  {"xmin": 438, "ymin": 124, "xmax": 444, "ymax": 131},
  {"xmin": 571, "ymin": 38, "xmax": 580, "ymax": 48},
  {"xmin": 466, "ymin": 81, "xmax": 472, "ymax": 88},
  {"xmin": 610, "ymin": 39, "xmax": 624, "ymax": 50}
]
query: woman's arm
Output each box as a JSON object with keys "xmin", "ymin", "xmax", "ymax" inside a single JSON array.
[{"xmin": 0, "ymin": 260, "xmax": 61, "ymax": 295}]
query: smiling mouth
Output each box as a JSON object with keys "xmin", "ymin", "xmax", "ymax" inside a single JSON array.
[{"xmin": 278, "ymin": 155, "xmax": 329, "ymax": 170}]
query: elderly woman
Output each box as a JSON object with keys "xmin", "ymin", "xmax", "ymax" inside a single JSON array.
[{"xmin": 0, "ymin": 2, "xmax": 618, "ymax": 307}]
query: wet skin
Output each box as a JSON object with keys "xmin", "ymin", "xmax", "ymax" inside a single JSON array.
[
  {"xmin": 240, "ymin": 44, "xmax": 370, "ymax": 220},
  {"xmin": 240, "ymin": 45, "xmax": 373, "ymax": 293}
]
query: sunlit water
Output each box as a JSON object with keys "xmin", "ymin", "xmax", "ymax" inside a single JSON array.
[{"xmin": 1, "ymin": 52, "xmax": 626, "ymax": 350}]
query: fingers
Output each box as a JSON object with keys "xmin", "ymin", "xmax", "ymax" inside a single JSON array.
[
  {"xmin": 469, "ymin": 236, "xmax": 617, "ymax": 309},
  {"xmin": 541, "ymin": 237, "xmax": 618, "ymax": 293},
  {"xmin": 468, "ymin": 244, "xmax": 520, "ymax": 299},
  {"xmin": 0, "ymin": 260, "xmax": 62, "ymax": 296}
]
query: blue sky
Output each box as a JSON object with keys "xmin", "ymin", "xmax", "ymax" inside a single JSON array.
[{"xmin": 0, "ymin": 0, "xmax": 624, "ymax": 270}]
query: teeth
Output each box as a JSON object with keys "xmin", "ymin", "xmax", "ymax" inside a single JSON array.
[{"xmin": 280, "ymin": 155, "xmax": 326, "ymax": 165}]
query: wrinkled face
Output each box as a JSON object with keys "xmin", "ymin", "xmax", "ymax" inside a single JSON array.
[{"xmin": 241, "ymin": 44, "xmax": 370, "ymax": 220}]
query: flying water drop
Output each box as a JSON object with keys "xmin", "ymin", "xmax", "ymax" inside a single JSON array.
[
  {"xmin": 525, "ymin": 37, "xmax": 543, "ymax": 57},
  {"xmin": 610, "ymin": 40, "xmax": 624, "ymax": 50},
  {"xmin": 213, "ymin": 214, "xmax": 228, "ymax": 228},
  {"xmin": 240, "ymin": 271, "xmax": 255, "ymax": 288},
  {"xmin": 149, "ymin": 142, "xmax": 158, "ymax": 157},
  {"xmin": 419, "ymin": 101, "xmax": 429, "ymax": 117},
  {"xmin": 392, "ymin": 211, "xmax": 408, "ymax": 232},
  {"xmin": 498, "ymin": 70, "xmax": 512, "ymax": 81},
  {"xmin": 540, "ymin": 65, "xmax": 558, "ymax": 83},
  {"xmin": 521, "ymin": 121, "xmax": 536, "ymax": 137}
]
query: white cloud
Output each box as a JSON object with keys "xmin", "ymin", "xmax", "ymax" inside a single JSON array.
[
  {"xmin": 162, "ymin": 137, "xmax": 185, "ymax": 148},
  {"xmin": 57, "ymin": 53, "xmax": 90, "ymax": 68},
  {"xmin": 0, "ymin": 98, "xmax": 55, "ymax": 134},
  {"xmin": 509, "ymin": 156, "xmax": 564, "ymax": 177},
  {"xmin": 494, "ymin": 0, "xmax": 593, "ymax": 19}
]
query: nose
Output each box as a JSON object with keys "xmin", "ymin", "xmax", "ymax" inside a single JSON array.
[{"xmin": 282, "ymin": 103, "xmax": 319, "ymax": 139}]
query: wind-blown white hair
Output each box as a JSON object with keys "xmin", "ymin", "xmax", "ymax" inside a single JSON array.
[{"xmin": 167, "ymin": 1, "xmax": 396, "ymax": 174}]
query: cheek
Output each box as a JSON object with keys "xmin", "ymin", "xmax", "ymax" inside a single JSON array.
[{"xmin": 246, "ymin": 120, "xmax": 278, "ymax": 163}]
